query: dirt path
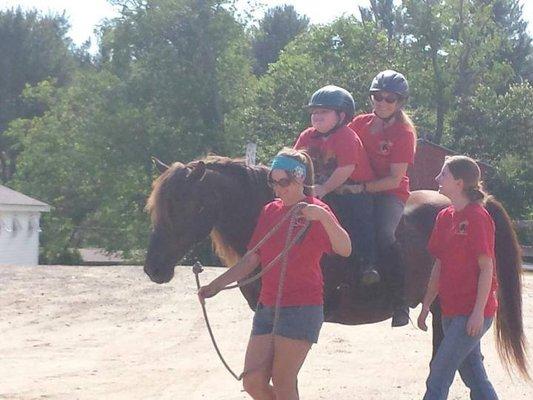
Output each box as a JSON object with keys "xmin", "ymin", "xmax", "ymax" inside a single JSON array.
[{"xmin": 1, "ymin": 265, "xmax": 532, "ymax": 399}]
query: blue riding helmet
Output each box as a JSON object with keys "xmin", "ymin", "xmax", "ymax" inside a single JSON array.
[
  {"xmin": 369, "ymin": 70, "xmax": 409, "ymax": 99},
  {"xmin": 308, "ymin": 85, "xmax": 356, "ymax": 123}
]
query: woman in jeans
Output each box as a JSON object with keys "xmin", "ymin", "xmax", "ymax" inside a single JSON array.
[
  {"xmin": 198, "ymin": 147, "xmax": 350, "ymax": 400},
  {"xmin": 418, "ymin": 155, "xmax": 529, "ymax": 399},
  {"xmin": 348, "ymin": 70, "xmax": 417, "ymax": 326}
]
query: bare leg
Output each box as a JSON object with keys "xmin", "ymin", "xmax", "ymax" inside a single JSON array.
[
  {"xmin": 271, "ymin": 335, "xmax": 312, "ymax": 400},
  {"xmin": 242, "ymin": 334, "xmax": 275, "ymax": 400}
]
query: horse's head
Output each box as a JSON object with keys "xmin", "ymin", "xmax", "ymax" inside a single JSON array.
[{"xmin": 144, "ymin": 158, "xmax": 221, "ymax": 283}]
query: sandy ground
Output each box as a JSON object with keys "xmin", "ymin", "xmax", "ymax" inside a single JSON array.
[{"xmin": 1, "ymin": 265, "xmax": 532, "ymax": 400}]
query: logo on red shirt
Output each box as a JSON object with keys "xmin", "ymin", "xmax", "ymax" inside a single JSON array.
[
  {"xmin": 457, "ymin": 220, "xmax": 469, "ymax": 235},
  {"xmin": 378, "ymin": 139, "xmax": 393, "ymax": 155},
  {"xmin": 307, "ymin": 146, "xmax": 337, "ymax": 184}
]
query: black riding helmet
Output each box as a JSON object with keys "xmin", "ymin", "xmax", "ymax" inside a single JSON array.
[
  {"xmin": 369, "ymin": 70, "xmax": 409, "ymax": 99},
  {"xmin": 308, "ymin": 85, "xmax": 356, "ymax": 124}
]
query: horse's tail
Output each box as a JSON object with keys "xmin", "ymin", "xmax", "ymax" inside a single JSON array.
[{"xmin": 485, "ymin": 197, "xmax": 530, "ymax": 380}]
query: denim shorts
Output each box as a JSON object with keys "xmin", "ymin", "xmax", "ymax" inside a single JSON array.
[{"xmin": 252, "ymin": 303, "xmax": 324, "ymax": 343}]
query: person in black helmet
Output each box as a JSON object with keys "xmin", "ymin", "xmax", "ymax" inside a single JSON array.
[
  {"xmin": 348, "ymin": 70, "xmax": 417, "ymax": 327},
  {"xmin": 294, "ymin": 85, "xmax": 380, "ymax": 286}
]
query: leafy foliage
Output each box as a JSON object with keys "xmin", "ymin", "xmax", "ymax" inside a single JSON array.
[
  {"xmin": 0, "ymin": 8, "xmax": 78, "ymax": 182},
  {"xmin": 2, "ymin": 0, "xmax": 532, "ymax": 263},
  {"xmin": 251, "ymin": 4, "xmax": 309, "ymax": 75}
]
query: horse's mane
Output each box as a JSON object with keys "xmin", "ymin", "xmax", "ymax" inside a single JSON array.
[
  {"xmin": 201, "ymin": 155, "xmax": 268, "ymax": 184},
  {"xmin": 146, "ymin": 155, "xmax": 269, "ymax": 228},
  {"xmin": 145, "ymin": 163, "xmax": 177, "ymax": 227}
]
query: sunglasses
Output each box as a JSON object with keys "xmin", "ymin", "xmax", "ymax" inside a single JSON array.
[
  {"xmin": 372, "ymin": 93, "xmax": 399, "ymax": 104},
  {"xmin": 267, "ymin": 177, "xmax": 293, "ymax": 188}
]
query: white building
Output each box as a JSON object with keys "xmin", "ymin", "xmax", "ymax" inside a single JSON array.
[{"xmin": 0, "ymin": 185, "xmax": 50, "ymax": 265}]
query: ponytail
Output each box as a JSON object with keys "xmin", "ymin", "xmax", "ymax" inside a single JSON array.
[
  {"xmin": 397, "ymin": 109, "xmax": 417, "ymax": 141},
  {"xmin": 465, "ymin": 185, "xmax": 487, "ymax": 203}
]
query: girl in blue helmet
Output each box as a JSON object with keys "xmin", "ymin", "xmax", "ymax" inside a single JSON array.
[
  {"xmin": 294, "ymin": 85, "xmax": 380, "ymax": 286},
  {"xmin": 348, "ymin": 70, "xmax": 417, "ymax": 327}
]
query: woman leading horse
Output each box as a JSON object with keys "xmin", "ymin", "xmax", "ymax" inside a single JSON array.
[
  {"xmin": 144, "ymin": 154, "xmax": 528, "ymax": 391},
  {"xmin": 197, "ymin": 148, "xmax": 350, "ymax": 400}
]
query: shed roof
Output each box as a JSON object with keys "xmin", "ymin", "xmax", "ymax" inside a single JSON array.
[{"xmin": 0, "ymin": 185, "xmax": 50, "ymax": 211}]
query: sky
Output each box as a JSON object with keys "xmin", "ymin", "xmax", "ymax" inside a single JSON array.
[{"xmin": 1, "ymin": 0, "xmax": 533, "ymax": 51}]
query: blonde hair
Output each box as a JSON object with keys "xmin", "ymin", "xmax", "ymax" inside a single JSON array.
[
  {"xmin": 397, "ymin": 109, "xmax": 417, "ymax": 140},
  {"xmin": 271, "ymin": 147, "xmax": 315, "ymax": 196},
  {"xmin": 444, "ymin": 155, "xmax": 488, "ymax": 203}
]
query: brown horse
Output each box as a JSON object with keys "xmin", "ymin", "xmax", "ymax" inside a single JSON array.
[{"xmin": 144, "ymin": 155, "xmax": 529, "ymax": 377}]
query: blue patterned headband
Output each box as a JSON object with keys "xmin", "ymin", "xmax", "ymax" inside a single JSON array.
[{"xmin": 270, "ymin": 155, "xmax": 307, "ymax": 181}]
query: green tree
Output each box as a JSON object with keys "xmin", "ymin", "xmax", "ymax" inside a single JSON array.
[
  {"xmin": 492, "ymin": 0, "xmax": 532, "ymax": 82},
  {"xmin": 359, "ymin": 0, "xmax": 403, "ymax": 47},
  {"xmin": 449, "ymin": 83, "xmax": 533, "ymax": 217},
  {"xmin": 0, "ymin": 8, "xmax": 77, "ymax": 182},
  {"xmin": 6, "ymin": 72, "xmax": 156, "ymax": 262},
  {"xmin": 401, "ymin": 0, "xmax": 523, "ymax": 143},
  {"xmin": 100, "ymin": 0, "xmax": 256, "ymax": 159},
  {"xmin": 251, "ymin": 5, "xmax": 309, "ymax": 75},
  {"xmin": 7, "ymin": 0, "xmax": 258, "ymax": 262}
]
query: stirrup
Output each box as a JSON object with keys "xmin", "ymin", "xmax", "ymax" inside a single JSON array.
[{"xmin": 360, "ymin": 267, "xmax": 381, "ymax": 285}]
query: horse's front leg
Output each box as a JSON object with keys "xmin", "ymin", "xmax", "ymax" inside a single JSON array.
[{"xmin": 430, "ymin": 298, "xmax": 444, "ymax": 361}]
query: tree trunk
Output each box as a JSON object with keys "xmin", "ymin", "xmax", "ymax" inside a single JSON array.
[{"xmin": 430, "ymin": 46, "xmax": 445, "ymax": 144}]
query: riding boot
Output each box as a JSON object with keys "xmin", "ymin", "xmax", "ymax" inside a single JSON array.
[{"xmin": 383, "ymin": 242, "xmax": 409, "ymax": 327}]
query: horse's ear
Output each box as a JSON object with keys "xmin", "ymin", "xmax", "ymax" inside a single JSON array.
[
  {"xmin": 187, "ymin": 161, "xmax": 206, "ymax": 182},
  {"xmin": 152, "ymin": 157, "xmax": 169, "ymax": 174}
]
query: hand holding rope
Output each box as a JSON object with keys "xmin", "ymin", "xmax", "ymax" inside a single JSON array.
[{"xmin": 193, "ymin": 201, "xmax": 311, "ymax": 381}]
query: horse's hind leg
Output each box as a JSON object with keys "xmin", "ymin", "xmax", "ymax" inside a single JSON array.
[{"xmin": 430, "ymin": 298, "xmax": 444, "ymax": 361}]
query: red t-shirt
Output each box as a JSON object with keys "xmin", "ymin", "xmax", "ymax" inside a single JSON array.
[
  {"xmin": 294, "ymin": 125, "xmax": 375, "ymax": 184},
  {"xmin": 428, "ymin": 203, "xmax": 498, "ymax": 317},
  {"xmin": 348, "ymin": 114, "xmax": 415, "ymax": 203},
  {"xmin": 247, "ymin": 196, "xmax": 336, "ymax": 306}
]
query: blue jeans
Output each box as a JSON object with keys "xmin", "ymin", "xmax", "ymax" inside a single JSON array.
[
  {"xmin": 423, "ymin": 316, "xmax": 498, "ymax": 400},
  {"xmin": 333, "ymin": 192, "xmax": 376, "ymax": 266},
  {"xmin": 374, "ymin": 193, "xmax": 404, "ymax": 252}
]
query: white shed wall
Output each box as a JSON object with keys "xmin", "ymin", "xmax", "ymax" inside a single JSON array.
[{"xmin": 0, "ymin": 212, "xmax": 41, "ymax": 266}]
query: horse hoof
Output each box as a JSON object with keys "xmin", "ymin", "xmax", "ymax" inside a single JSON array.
[
  {"xmin": 391, "ymin": 307, "xmax": 410, "ymax": 327},
  {"xmin": 361, "ymin": 269, "xmax": 381, "ymax": 285}
]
